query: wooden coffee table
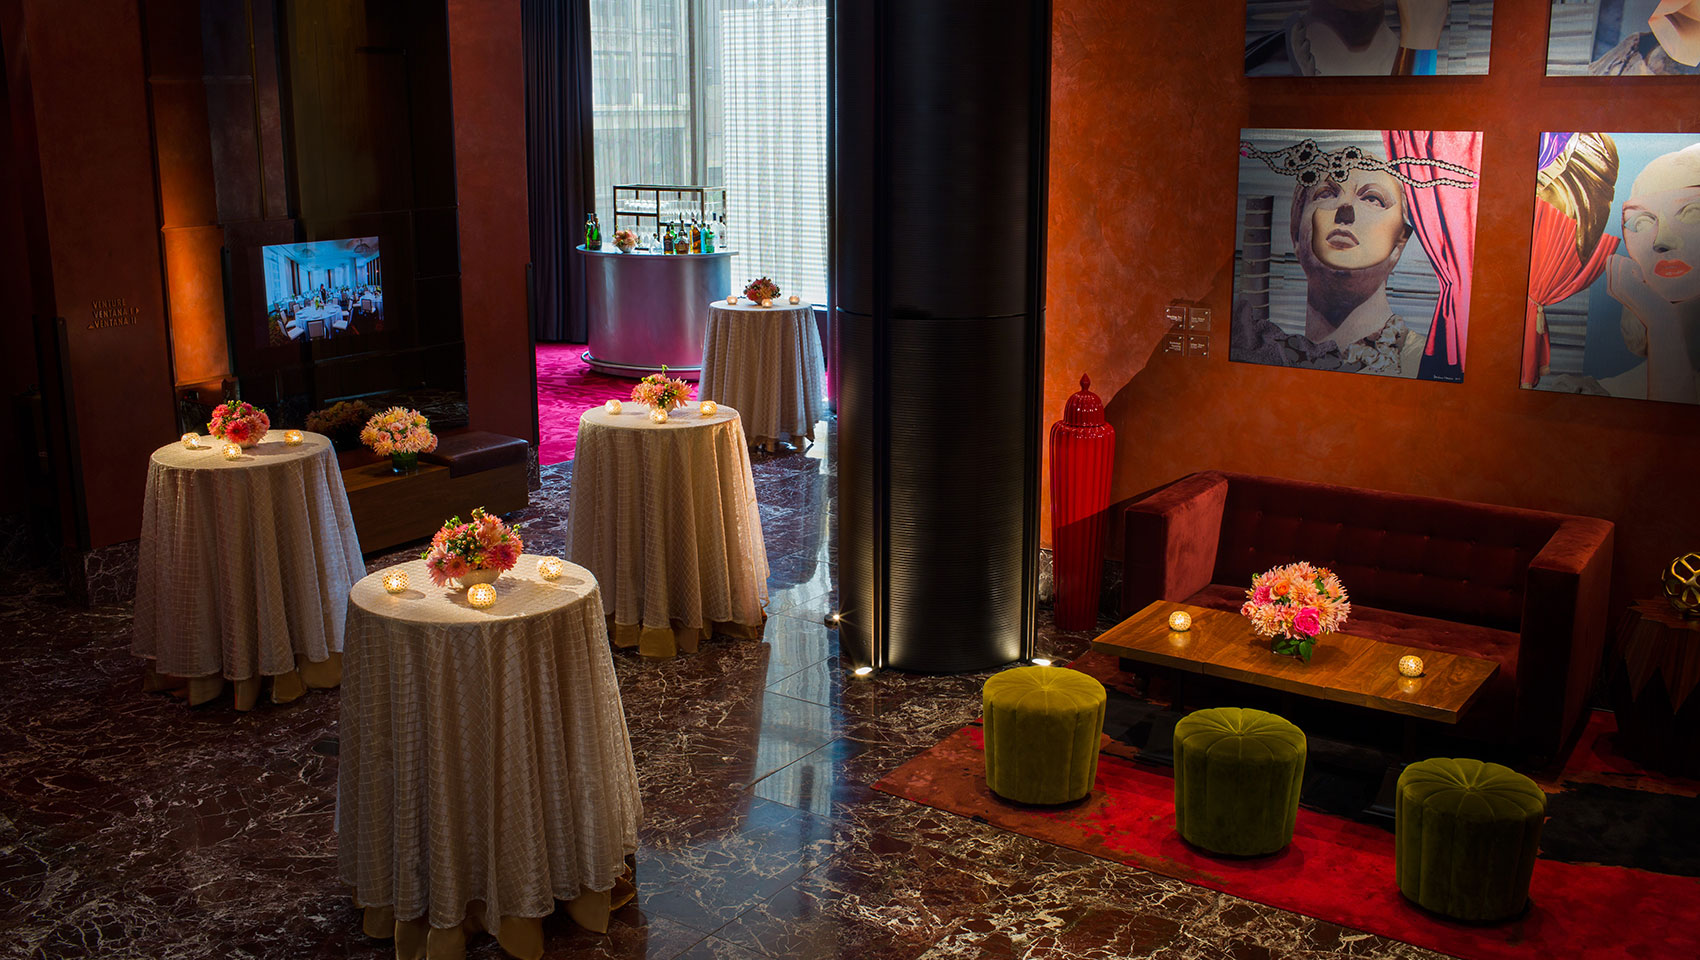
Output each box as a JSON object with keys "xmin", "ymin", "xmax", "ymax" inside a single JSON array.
[{"xmin": 1093, "ymin": 602, "xmax": 1499, "ymax": 725}]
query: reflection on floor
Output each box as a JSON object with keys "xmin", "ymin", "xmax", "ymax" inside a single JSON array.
[{"xmin": 0, "ymin": 420, "xmax": 1447, "ymax": 959}]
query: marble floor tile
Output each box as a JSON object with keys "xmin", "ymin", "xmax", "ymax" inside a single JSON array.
[{"xmin": 0, "ymin": 416, "xmax": 1445, "ymax": 960}]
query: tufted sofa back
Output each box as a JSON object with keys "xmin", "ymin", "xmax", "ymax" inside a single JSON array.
[{"xmin": 1210, "ymin": 473, "xmax": 1564, "ymax": 632}]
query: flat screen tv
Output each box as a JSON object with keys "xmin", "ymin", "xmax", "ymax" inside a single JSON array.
[{"xmin": 260, "ymin": 237, "xmax": 384, "ymax": 344}]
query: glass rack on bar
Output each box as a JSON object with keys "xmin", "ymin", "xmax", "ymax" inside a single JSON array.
[{"xmin": 612, "ymin": 184, "xmax": 729, "ymax": 253}]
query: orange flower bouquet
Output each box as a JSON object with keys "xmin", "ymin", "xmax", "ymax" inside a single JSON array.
[{"xmin": 1239, "ymin": 561, "xmax": 1350, "ymax": 662}]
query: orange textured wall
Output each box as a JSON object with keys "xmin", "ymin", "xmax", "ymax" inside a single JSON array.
[
  {"xmin": 1045, "ymin": 0, "xmax": 1700, "ymax": 614},
  {"xmin": 447, "ymin": 0, "xmax": 537, "ymax": 444}
]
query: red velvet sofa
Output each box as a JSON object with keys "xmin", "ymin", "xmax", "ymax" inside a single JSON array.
[{"xmin": 1121, "ymin": 471, "xmax": 1614, "ymax": 756}]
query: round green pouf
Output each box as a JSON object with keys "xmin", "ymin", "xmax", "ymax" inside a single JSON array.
[
  {"xmin": 1396, "ymin": 758, "xmax": 1546, "ymax": 922},
  {"xmin": 982, "ymin": 666, "xmax": 1107, "ymax": 805},
  {"xmin": 1173, "ymin": 707, "xmax": 1306, "ymax": 856}
]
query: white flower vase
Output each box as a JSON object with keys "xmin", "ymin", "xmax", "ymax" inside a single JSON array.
[{"xmin": 457, "ymin": 568, "xmax": 500, "ymax": 590}]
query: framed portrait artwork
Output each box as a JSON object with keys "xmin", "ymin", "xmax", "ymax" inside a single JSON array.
[
  {"xmin": 1245, "ymin": 0, "xmax": 1496, "ymax": 76},
  {"xmin": 1547, "ymin": 1, "xmax": 1700, "ymax": 76},
  {"xmin": 1523, "ymin": 133, "xmax": 1700, "ymax": 405},
  {"xmin": 1232, "ymin": 129, "xmax": 1482, "ymax": 383}
]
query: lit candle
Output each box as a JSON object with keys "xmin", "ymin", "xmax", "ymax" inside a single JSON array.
[
  {"xmin": 221, "ymin": 443, "xmax": 243, "ymax": 461},
  {"xmin": 1168, "ymin": 610, "xmax": 1192, "ymax": 632},
  {"xmin": 1398, "ymin": 655, "xmax": 1425, "ymax": 678},
  {"xmin": 760, "ymin": 298, "xmax": 774, "ymax": 307},
  {"xmin": 788, "ymin": 294, "xmax": 801, "ymax": 304},
  {"xmin": 604, "ymin": 399, "xmax": 622, "ymax": 415},
  {"xmin": 700, "ymin": 400, "xmax": 718, "ymax": 417},
  {"xmin": 283, "ymin": 430, "xmax": 304, "ymax": 446},
  {"xmin": 382, "ymin": 570, "xmax": 409, "ymax": 594},
  {"xmin": 467, "ymin": 583, "xmax": 497, "ymax": 609},
  {"xmin": 650, "ymin": 408, "xmax": 669, "ymax": 424},
  {"xmin": 180, "ymin": 433, "xmax": 199, "ymax": 449},
  {"xmin": 726, "ymin": 294, "xmax": 739, "ymax": 305},
  {"xmin": 538, "ymin": 557, "xmax": 564, "ymax": 580}
]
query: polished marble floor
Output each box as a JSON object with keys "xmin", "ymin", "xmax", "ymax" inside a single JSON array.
[{"xmin": 0, "ymin": 421, "xmax": 1447, "ymax": 960}]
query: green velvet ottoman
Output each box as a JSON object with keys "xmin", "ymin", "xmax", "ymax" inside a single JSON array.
[
  {"xmin": 982, "ymin": 666, "xmax": 1106, "ymax": 805},
  {"xmin": 1173, "ymin": 707, "xmax": 1306, "ymax": 856},
  {"xmin": 1396, "ymin": 758, "xmax": 1546, "ymax": 922}
]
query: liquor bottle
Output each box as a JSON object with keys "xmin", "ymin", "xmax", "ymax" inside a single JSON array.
[
  {"xmin": 663, "ymin": 221, "xmax": 675, "ymax": 254},
  {"xmin": 716, "ymin": 213, "xmax": 729, "ymax": 252},
  {"xmin": 674, "ymin": 222, "xmax": 690, "ymax": 255},
  {"xmin": 585, "ymin": 213, "xmax": 601, "ymax": 250},
  {"xmin": 690, "ymin": 219, "xmax": 702, "ymax": 254},
  {"xmin": 701, "ymin": 219, "xmax": 715, "ymax": 254}
]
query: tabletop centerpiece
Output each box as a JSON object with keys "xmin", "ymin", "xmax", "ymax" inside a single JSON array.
[
  {"xmin": 424, "ymin": 506, "xmax": 524, "ymax": 590},
  {"xmin": 613, "ymin": 228, "xmax": 638, "ymax": 254},
  {"xmin": 207, "ymin": 401, "xmax": 270, "ymax": 449},
  {"xmin": 361, "ymin": 406, "xmax": 438, "ymax": 474},
  {"xmin": 743, "ymin": 276, "xmax": 780, "ymax": 305},
  {"xmin": 1240, "ymin": 561, "xmax": 1350, "ymax": 663},
  {"xmin": 631, "ymin": 365, "xmax": 693, "ymax": 414}
]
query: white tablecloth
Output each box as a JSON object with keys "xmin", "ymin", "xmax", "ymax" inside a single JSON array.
[
  {"xmin": 698, "ymin": 300, "xmax": 826, "ymax": 446},
  {"xmin": 132, "ymin": 430, "xmax": 364, "ymax": 708},
  {"xmin": 566, "ymin": 402, "xmax": 769, "ymax": 657},
  {"xmin": 338, "ymin": 556, "xmax": 641, "ymax": 957}
]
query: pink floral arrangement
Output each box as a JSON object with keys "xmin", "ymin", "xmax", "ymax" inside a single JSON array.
[
  {"xmin": 207, "ymin": 401, "xmax": 271, "ymax": 448},
  {"xmin": 423, "ymin": 507, "xmax": 524, "ymax": 586},
  {"xmin": 743, "ymin": 276, "xmax": 780, "ymax": 302},
  {"xmin": 1239, "ymin": 561, "xmax": 1350, "ymax": 662},
  {"xmin": 631, "ymin": 366, "xmax": 693, "ymax": 411},
  {"xmin": 360, "ymin": 407, "xmax": 439, "ymax": 456}
]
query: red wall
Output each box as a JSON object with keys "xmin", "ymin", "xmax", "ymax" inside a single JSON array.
[
  {"xmin": 1046, "ymin": 0, "xmax": 1700, "ymax": 614},
  {"xmin": 447, "ymin": 0, "xmax": 537, "ymax": 445},
  {"xmin": 5, "ymin": 0, "xmax": 178, "ymax": 550}
]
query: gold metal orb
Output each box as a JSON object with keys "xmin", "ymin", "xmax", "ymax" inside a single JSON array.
[
  {"xmin": 1664, "ymin": 552, "xmax": 1700, "ymax": 619},
  {"xmin": 1168, "ymin": 610, "xmax": 1192, "ymax": 632},
  {"xmin": 467, "ymin": 583, "xmax": 497, "ymax": 609},
  {"xmin": 1398, "ymin": 655, "xmax": 1425, "ymax": 678}
]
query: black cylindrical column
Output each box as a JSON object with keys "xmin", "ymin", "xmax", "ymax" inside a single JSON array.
[{"xmin": 834, "ymin": 0, "xmax": 1049, "ymax": 673}]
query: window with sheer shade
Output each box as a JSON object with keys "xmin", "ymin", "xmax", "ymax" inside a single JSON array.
[{"xmin": 588, "ymin": 0, "xmax": 828, "ymax": 305}]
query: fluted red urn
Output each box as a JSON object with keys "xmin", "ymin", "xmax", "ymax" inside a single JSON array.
[{"xmin": 1049, "ymin": 374, "xmax": 1116, "ymax": 630}]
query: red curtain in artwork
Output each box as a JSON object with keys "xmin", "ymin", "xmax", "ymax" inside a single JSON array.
[
  {"xmin": 1383, "ymin": 130, "xmax": 1481, "ymax": 376},
  {"xmin": 1521, "ymin": 198, "xmax": 1620, "ymax": 387}
]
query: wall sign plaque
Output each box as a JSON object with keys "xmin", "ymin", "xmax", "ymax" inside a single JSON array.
[{"xmin": 88, "ymin": 297, "xmax": 141, "ymax": 329}]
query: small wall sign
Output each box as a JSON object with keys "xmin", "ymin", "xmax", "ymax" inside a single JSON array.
[{"xmin": 88, "ymin": 296, "xmax": 140, "ymax": 330}]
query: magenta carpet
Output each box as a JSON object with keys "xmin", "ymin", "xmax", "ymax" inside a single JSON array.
[{"xmin": 536, "ymin": 343, "xmax": 633, "ymax": 464}]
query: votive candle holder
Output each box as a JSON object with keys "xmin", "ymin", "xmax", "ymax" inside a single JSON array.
[
  {"xmin": 180, "ymin": 432, "xmax": 199, "ymax": 449},
  {"xmin": 700, "ymin": 400, "xmax": 718, "ymax": 417},
  {"xmin": 604, "ymin": 399, "xmax": 623, "ymax": 415},
  {"xmin": 467, "ymin": 583, "xmax": 497, "ymax": 609},
  {"xmin": 538, "ymin": 557, "xmax": 565, "ymax": 580},
  {"xmin": 283, "ymin": 430, "xmax": 304, "ymax": 446},
  {"xmin": 221, "ymin": 443, "xmax": 243, "ymax": 461},
  {"xmin": 382, "ymin": 570, "xmax": 409, "ymax": 594}
]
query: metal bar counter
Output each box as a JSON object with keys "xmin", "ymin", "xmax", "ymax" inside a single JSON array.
[{"xmin": 578, "ymin": 245, "xmax": 736, "ymax": 378}]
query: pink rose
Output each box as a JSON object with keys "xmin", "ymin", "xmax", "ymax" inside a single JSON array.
[
  {"xmin": 1253, "ymin": 584, "xmax": 1272, "ymax": 605},
  {"xmin": 1293, "ymin": 607, "xmax": 1323, "ymax": 637}
]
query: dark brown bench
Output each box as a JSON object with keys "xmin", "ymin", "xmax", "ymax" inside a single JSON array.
[{"xmin": 341, "ymin": 430, "xmax": 530, "ymax": 554}]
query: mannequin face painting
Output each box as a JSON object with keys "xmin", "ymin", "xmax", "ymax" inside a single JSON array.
[
  {"xmin": 1622, "ymin": 185, "xmax": 1700, "ymax": 304},
  {"xmin": 1305, "ymin": 168, "xmax": 1408, "ymax": 271}
]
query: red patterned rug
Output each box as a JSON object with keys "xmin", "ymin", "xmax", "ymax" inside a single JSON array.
[
  {"xmin": 536, "ymin": 343, "xmax": 632, "ymax": 465},
  {"xmin": 874, "ymin": 653, "xmax": 1700, "ymax": 960}
]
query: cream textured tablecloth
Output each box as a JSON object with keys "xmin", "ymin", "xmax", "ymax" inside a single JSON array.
[
  {"xmin": 698, "ymin": 300, "xmax": 826, "ymax": 446},
  {"xmin": 338, "ymin": 557, "xmax": 641, "ymax": 960},
  {"xmin": 132, "ymin": 430, "xmax": 364, "ymax": 708},
  {"xmin": 566, "ymin": 402, "xmax": 769, "ymax": 657}
]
